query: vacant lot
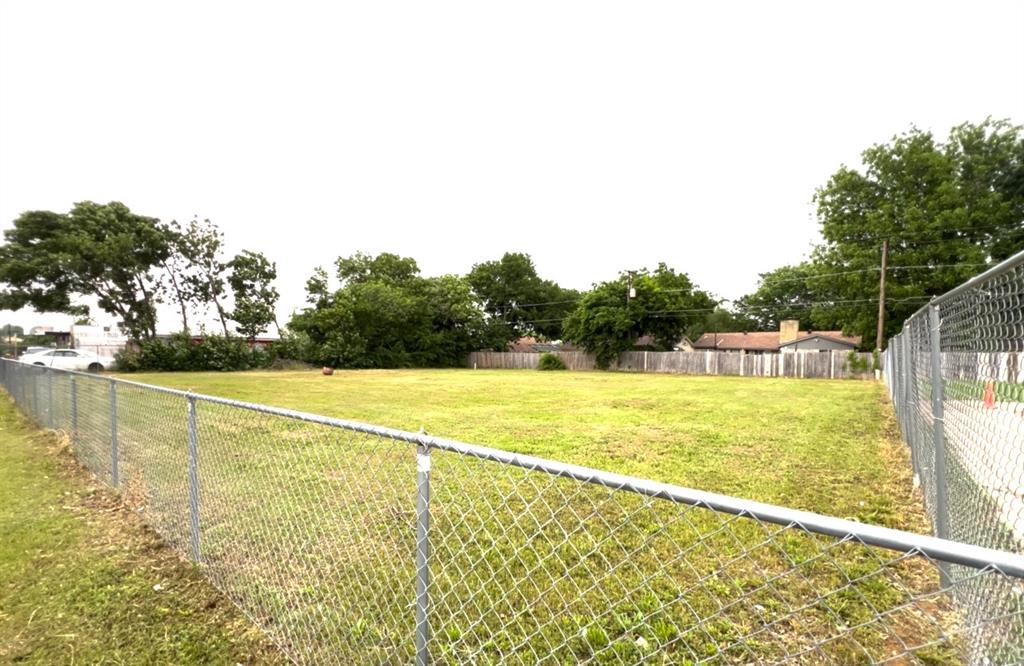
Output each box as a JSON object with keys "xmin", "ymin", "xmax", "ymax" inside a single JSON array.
[
  {"xmin": 130, "ymin": 369, "xmax": 921, "ymax": 523},
  {"xmin": 0, "ymin": 395, "xmax": 282, "ymax": 664},
  {"xmin": 33, "ymin": 367, "xmax": 956, "ymax": 663}
]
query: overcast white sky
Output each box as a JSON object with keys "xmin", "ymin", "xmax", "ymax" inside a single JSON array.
[{"xmin": 1, "ymin": 1, "xmax": 1022, "ymax": 333}]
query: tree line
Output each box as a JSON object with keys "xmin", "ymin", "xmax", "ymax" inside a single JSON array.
[
  {"xmin": 0, "ymin": 203, "xmax": 280, "ymax": 342},
  {"xmin": 734, "ymin": 119, "xmax": 1024, "ymax": 345},
  {"xmin": 1, "ymin": 119, "xmax": 1021, "ymax": 370},
  {"xmin": 285, "ymin": 253, "xmax": 714, "ymax": 369}
]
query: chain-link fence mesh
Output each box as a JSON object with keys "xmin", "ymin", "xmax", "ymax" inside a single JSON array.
[
  {"xmin": 887, "ymin": 255, "xmax": 1024, "ymax": 553},
  {"xmin": 3, "ymin": 355, "xmax": 1024, "ymax": 664},
  {"xmin": 885, "ymin": 251, "xmax": 1024, "ymax": 666}
]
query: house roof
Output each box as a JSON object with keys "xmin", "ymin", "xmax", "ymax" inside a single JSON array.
[
  {"xmin": 778, "ymin": 332, "xmax": 860, "ymax": 349},
  {"xmin": 507, "ymin": 337, "xmax": 579, "ymax": 353},
  {"xmin": 507, "ymin": 336, "xmax": 539, "ymax": 352},
  {"xmin": 692, "ymin": 330, "xmax": 861, "ymax": 352}
]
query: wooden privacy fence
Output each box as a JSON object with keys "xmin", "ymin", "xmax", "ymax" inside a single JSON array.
[{"xmin": 466, "ymin": 350, "xmax": 877, "ymax": 380}]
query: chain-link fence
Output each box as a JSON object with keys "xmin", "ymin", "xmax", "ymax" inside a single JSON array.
[
  {"xmin": 2, "ymin": 357, "xmax": 1023, "ymax": 664},
  {"xmin": 884, "ymin": 250, "xmax": 1024, "ymax": 665},
  {"xmin": 886, "ymin": 251, "xmax": 1024, "ymax": 554}
]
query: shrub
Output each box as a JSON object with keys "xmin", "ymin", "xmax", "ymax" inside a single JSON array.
[
  {"xmin": 266, "ymin": 331, "xmax": 319, "ymax": 366},
  {"xmin": 115, "ymin": 333, "xmax": 271, "ymax": 372},
  {"xmin": 538, "ymin": 352, "xmax": 567, "ymax": 371},
  {"xmin": 844, "ymin": 350, "xmax": 871, "ymax": 374}
]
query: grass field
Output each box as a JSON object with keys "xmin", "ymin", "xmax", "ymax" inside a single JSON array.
[
  {"xmin": 12, "ymin": 367, "xmax": 969, "ymax": 663},
  {"xmin": 128, "ymin": 369, "xmax": 923, "ymax": 524},
  {"xmin": 0, "ymin": 395, "xmax": 282, "ymax": 664}
]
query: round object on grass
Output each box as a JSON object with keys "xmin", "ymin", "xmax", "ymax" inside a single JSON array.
[{"xmin": 322, "ymin": 366, "xmax": 334, "ymax": 376}]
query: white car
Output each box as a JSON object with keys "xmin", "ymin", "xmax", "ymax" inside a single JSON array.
[{"xmin": 20, "ymin": 348, "xmax": 116, "ymax": 372}]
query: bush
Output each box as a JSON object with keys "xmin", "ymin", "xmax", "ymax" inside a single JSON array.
[
  {"xmin": 266, "ymin": 331, "xmax": 319, "ymax": 366},
  {"xmin": 844, "ymin": 350, "xmax": 871, "ymax": 374},
  {"xmin": 116, "ymin": 333, "xmax": 271, "ymax": 372},
  {"xmin": 538, "ymin": 352, "xmax": 567, "ymax": 371}
]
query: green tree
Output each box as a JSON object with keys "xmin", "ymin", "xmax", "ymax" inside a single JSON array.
[
  {"xmin": 813, "ymin": 119, "xmax": 1024, "ymax": 346},
  {"xmin": 174, "ymin": 217, "xmax": 232, "ymax": 336},
  {"xmin": 304, "ymin": 267, "xmax": 331, "ymax": 308},
  {"xmin": 467, "ymin": 252, "xmax": 579, "ymax": 345},
  {"xmin": 1, "ymin": 324, "xmax": 24, "ymax": 340},
  {"xmin": 563, "ymin": 264, "xmax": 715, "ymax": 368},
  {"xmin": 686, "ymin": 307, "xmax": 756, "ymax": 340},
  {"xmin": 0, "ymin": 201, "xmax": 171, "ymax": 340},
  {"xmin": 421, "ymin": 274, "xmax": 488, "ymax": 366},
  {"xmin": 227, "ymin": 250, "xmax": 280, "ymax": 339},
  {"xmin": 734, "ymin": 264, "xmax": 819, "ymax": 330},
  {"xmin": 336, "ymin": 251, "xmax": 421, "ymax": 286},
  {"xmin": 289, "ymin": 253, "xmax": 486, "ymax": 368},
  {"xmin": 159, "ymin": 219, "xmax": 201, "ymax": 332}
]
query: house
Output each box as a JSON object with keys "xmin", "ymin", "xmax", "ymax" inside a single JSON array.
[
  {"xmin": 635, "ymin": 335, "xmax": 695, "ymax": 352},
  {"xmin": 507, "ymin": 337, "xmax": 579, "ymax": 353},
  {"xmin": 508, "ymin": 335, "xmax": 692, "ymax": 353},
  {"xmin": 692, "ymin": 320, "xmax": 861, "ymax": 354},
  {"xmin": 71, "ymin": 324, "xmax": 128, "ymax": 357},
  {"xmin": 42, "ymin": 330, "xmax": 72, "ymax": 348},
  {"xmin": 778, "ymin": 333, "xmax": 861, "ymax": 353}
]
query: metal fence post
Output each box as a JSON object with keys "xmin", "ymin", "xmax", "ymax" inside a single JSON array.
[
  {"xmin": 70, "ymin": 376, "xmax": 78, "ymax": 443},
  {"xmin": 905, "ymin": 332, "xmax": 919, "ymax": 478},
  {"xmin": 32, "ymin": 369, "xmax": 40, "ymax": 422},
  {"xmin": 415, "ymin": 436, "xmax": 431, "ymax": 666},
  {"xmin": 927, "ymin": 303, "xmax": 951, "ymax": 585},
  {"xmin": 47, "ymin": 368, "xmax": 54, "ymax": 429},
  {"xmin": 187, "ymin": 395, "xmax": 202, "ymax": 563},
  {"xmin": 110, "ymin": 380, "xmax": 120, "ymax": 487},
  {"xmin": 907, "ymin": 333, "xmax": 916, "ymax": 449}
]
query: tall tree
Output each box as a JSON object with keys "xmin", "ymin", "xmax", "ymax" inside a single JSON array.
[
  {"xmin": 467, "ymin": 252, "xmax": 579, "ymax": 345},
  {"xmin": 159, "ymin": 220, "xmax": 197, "ymax": 332},
  {"xmin": 227, "ymin": 250, "xmax": 280, "ymax": 339},
  {"xmin": 686, "ymin": 307, "xmax": 756, "ymax": 341},
  {"xmin": 1, "ymin": 324, "xmax": 24, "ymax": 339},
  {"xmin": 0, "ymin": 201, "xmax": 171, "ymax": 340},
  {"xmin": 734, "ymin": 264, "xmax": 819, "ymax": 330},
  {"xmin": 813, "ymin": 119, "xmax": 1024, "ymax": 345},
  {"xmin": 290, "ymin": 252, "xmax": 487, "ymax": 368},
  {"xmin": 176, "ymin": 217, "xmax": 232, "ymax": 335},
  {"xmin": 336, "ymin": 251, "xmax": 420, "ymax": 286},
  {"xmin": 563, "ymin": 264, "xmax": 715, "ymax": 368}
]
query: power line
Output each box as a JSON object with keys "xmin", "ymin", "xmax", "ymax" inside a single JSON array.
[
  {"xmin": 825, "ymin": 222, "xmax": 1021, "ymax": 243},
  {"xmin": 506, "ymin": 296, "xmax": 934, "ymax": 327},
  {"xmin": 648, "ymin": 296, "xmax": 931, "ymax": 315},
  {"xmin": 495, "ymin": 297, "xmax": 580, "ymax": 309},
  {"xmin": 826, "ymin": 233, "xmax": 1023, "ymax": 249},
  {"xmin": 753, "ymin": 263, "xmax": 990, "ymax": 287},
  {"xmin": 493, "ymin": 265, "xmax": 990, "ymax": 320},
  {"xmin": 491, "ymin": 262, "xmax": 995, "ymax": 313}
]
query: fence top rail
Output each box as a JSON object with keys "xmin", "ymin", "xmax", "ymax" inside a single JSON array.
[
  {"xmin": 905, "ymin": 246, "xmax": 1024, "ymax": 322},
  {"xmin": 4, "ymin": 357, "xmax": 1023, "ymax": 577}
]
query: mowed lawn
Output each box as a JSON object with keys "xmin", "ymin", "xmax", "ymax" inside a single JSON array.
[
  {"xmin": 129, "ymin": 369, "xmax": 922, "ymax": 527},
  {"xmin": 0, "ymin": 395, "xmax": 282, "ymax": 664},
  {"xmin": 19, "ymin": 368, "xmax": 955, "ymax": 663}
]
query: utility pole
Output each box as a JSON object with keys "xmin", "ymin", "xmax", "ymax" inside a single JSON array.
[{"xmin": 875, "ymin": 239, "xmax": 888, "ymax": 351}]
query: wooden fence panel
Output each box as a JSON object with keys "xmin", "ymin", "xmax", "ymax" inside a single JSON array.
[
  {"xmin": 467, "ymin": 350, "xmax": 878, "ymax": 380},
  {"xmin": 717, "ymin": 352, "xmax": 742, "ymax": 376}
]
